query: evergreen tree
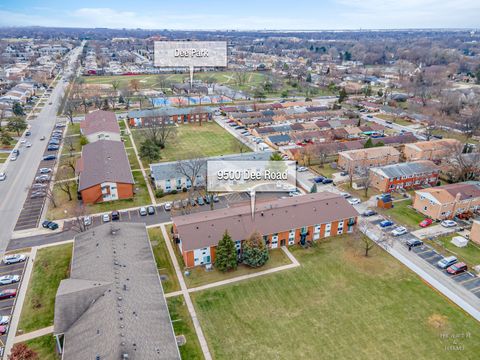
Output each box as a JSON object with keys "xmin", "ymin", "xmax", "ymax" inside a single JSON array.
[
  {"xmin": 242, "ymin": 231, "xmax": 269, "ymax": 268},
  {"xmin": 139, "ymin": 139, "xmax": 161, "ymax": 162},
  {"xmin": 338, "ymin": 88, "xmax": 347, "ymax": 103},
  {"xmin": 306, "ymin": 73, "xmax": 312, "ymax": 83},
  {"xmin": 270, "ymin": 152, "xmax": 283, "ymax": 161},
  {"xmin": 215, "ymin": 230, "xmax": 237, "ymax": 272},
  {"xmin": 310, "ymin": 183, "xmax": 317, "ymax": 193},
  {"xmin": 12, "ymin": 102, "xmax": 25, "ymax": 116},
  {"xmin": 364, "ymin": 138, "xmax": 374, "ymax": 148}
]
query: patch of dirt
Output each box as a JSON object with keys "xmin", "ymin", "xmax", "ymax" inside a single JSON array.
[{"xmin": 427, "ymin": 314, "xmax": 449, "ymax": 330}]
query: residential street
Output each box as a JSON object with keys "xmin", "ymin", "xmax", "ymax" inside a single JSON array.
[{"xmin": 0, "ymin": 43, "xmax": 84, "ymax": 256}]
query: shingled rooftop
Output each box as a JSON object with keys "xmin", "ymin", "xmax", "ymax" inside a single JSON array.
[{"xmin": 53, "ymin": 223, "xmax": 180, "ymax": 360}]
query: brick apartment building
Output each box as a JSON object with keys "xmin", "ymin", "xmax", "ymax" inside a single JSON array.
[
  {"xmin": 128, "ymin": 107, "xmax": 213, "ymax": 127},
  {"xmin": 403, "ymin": 139, "xmax": 462, "ymax": 161},
  {"xmin": 80, "ymin": 110, "xmax": 121, "ymax": 143},
  {"xmin": 338, "ymin": 146, "xmax": 401, "ymax": 171},
  {"xmin": 369, "ymin": 160, "xmax": 440, "ymax": 193},
  {"xmin": 413, "ymin": 182, "xmax": 480, "ymax": 220},
  {"xmin": 172, "ymin": 192, "xmax": 358, "ymax": 267}
]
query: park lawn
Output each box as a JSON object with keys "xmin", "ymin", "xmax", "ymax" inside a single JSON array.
[
  {"xmin": 132, "ymin": 122, "xmax": 244, "ymax": 164},
  {"xmin": 23, "ymin": 334, "xmax": 59, "ymax": 360},
  {"xmin": 379, "ymin": 199, "xmax": 425, "ymax": 228},
  {"xmin": 126, "ymin": 148, "xmax": 141, "ymax": 170},
  {"xmin": 375, "ymin": 113, "xmax": 412, "ymax": 126},
  {"xmin": 17, "ymin": 244, "xmax": 73, "ymax": 334},
  {"xmin": 192, "ymin": 236, "xmax": 480, "ymax": 360},
  {"xmin": 148, "ymin": 227, "xmax": 180, "ymax": 293},
  {"xmin": 168, "ymin": 296, "xmax": 204, "ymax": 360},
  {"xmin": 164, "ymin": 225, "xmax": 291, "ymax": 288},
  {"xmin": 425, "ymin": 234, "xmax": 480, "ymax": 267}
]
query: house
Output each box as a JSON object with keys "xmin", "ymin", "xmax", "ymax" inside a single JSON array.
[
  {"xmin": 128, "ymin": 107, "xmax": 213, "ymax": 127},
  {"xmin": 53, "ymin": 223, "xmax": 180, "ymax": 360},
  {"xmin": 80, "ymin": 110, "xmax": 121, "ymax": 143},
  {"xmin": 413, "ymin": 182, "xmax": 480, "ymax": 220},
  {"xmin": 149, "ymin": 152, "xmax": 271, "ymax": 192},
  {"xmin": 172, "ymin": 192, "xmax": 358, "ymax": 267},
  {"xmin": 369, "ymin": 160, "xmax": 440, "ymax": 193},
  {"xmin": 338, "ymin": 146, "xmax": 401, "ymax": 171},
  {"xmin": 76, "ymin": 140, "xmax": 134, "ymax": 204},
  {"xmin": 403, "ymin": 139, "xmax": 462, "ymax": 161}
]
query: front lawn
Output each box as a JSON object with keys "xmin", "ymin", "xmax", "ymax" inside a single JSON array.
[
  {"xmin": 379, "ymin": 199, "xmax": 425, "ymax": 228},
  {"xmin": 311, "ymin": 164, "xmax": 338, "ymax": 178},
  {"xmin": 148, "ymin": 227, "xmax": 180, "ymax": 293},
  {"xmin": 131, "ymin": 122, "xmax": 245, "ymax": 164},
  {"xmin": 18, "ymin": 244, "xmax": 73, "ymax": 334},
  {"xmin": 126, "ymin": 148, "xmax": 141, "ymax": 170},
  {"xmin": 23, "ymin": 334, "xmax": 59, "ymax": 360},
  {"xmin": 192, "ymin": 236, "xmax": 480, "ymax": 360},
  {"xmin": 65, "ymin": 123, "xmax": 80, "ymax": 136}
]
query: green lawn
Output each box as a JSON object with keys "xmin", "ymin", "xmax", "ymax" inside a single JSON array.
[
  {"xmin": 192, "ymin": 236, "xmax": 480, "ymax": 360},
  {"xmin": 65, "ymin": 123, "xmax": 80, "ymax": 136},
  {"xmin": 61, "ymin": 136, "xmax": 82, "ymax": 155},
  {"xmin": 126, "ymin": 148, "xmax": 141, "ymax": 170},
  {"xmin": 132, "ymin": 122, "xmax": 245, "ymax": 164},
  {"xmin": 122, "ymin": 134, "xmax": 133, "ymax": 148},
  {"xmin": 0, "ymin": 152, "xmax": 8, "ymax": 163},
  {"xmin": 432, "ymin": 129, "xmax": 479, "ymax": 145},
  {"xmin": 311, "ymin": 164, "xmax": 338, "ymax": 178},
  {"xmin": 168, "ymin": 296, "xmax": 204, "ymax": 360},
  {"xmin": 23, "ymin": 335, "xmax": 59, "ymax": 360},
  {"xmin": 379, "ymin": 199, "xmax": 425, "ymax": 228},
  {"xmin": 425, "ymin": 234, "xmax": 480, "ymax": 267},
  {"xmin": 339, "ymin": 183, "xmax": 380, "ymax": 202},
  {"xmin": 375, "ymin": 114, "xmax": 412, "ymax": 127},
  {"xmin": 148, "ymin": 227, "xmax": 180, "ymax": 293},
  {"xmin": 18, "ymin": 244, "xmax": 73, "ymax": 334}
]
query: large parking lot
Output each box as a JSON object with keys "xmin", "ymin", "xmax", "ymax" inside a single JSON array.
[
  {"xmin": 14, "ymin": 123, "xmax": 66, "ymax": 231},
  {"xmin": 0, "ymin": 256, "xmax": 28, "ymax": 354}
]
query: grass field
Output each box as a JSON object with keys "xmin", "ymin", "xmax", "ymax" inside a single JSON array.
[
  {"xmin": 376, "ymin": 114, "xmax": 412, "ymax": 126},
  {"xmin": 432, "ymin": 129, "xmax": 479, "ymax": 145},
  {"xmin": 17, "ymin": 244, "xmax": 73, "ymax": 334},
  {"xmin": 132, "ymin": 122, "xmax": 245, "ymax": 164},
  {"xmin": 425, "ymin": 234, "xmax": 480, "ymax": 267},
  {"xmin": 168, "ymin": 296, "xmax": 204, "ymax": 359},
  {"xmin": 148, "ymin": 227, "xmax": 180, "ymax": 293},
  {"xmin": 379, "ymin": 199, "xmax": 425, "ymax": 228},
  {"xmin": 23, "ymin": 334, "xmax": 59, "ymax": 360},
  {"xmin": 192, "ymin": 236, "xmax": 480, "ymax": 360},
  {"xmin": 126, "ymin": 148, "xmax": 141, "ymax": 170},
  {"xmin": 0, "ymin": 152, "xmax": 8, "ymax": 163}
]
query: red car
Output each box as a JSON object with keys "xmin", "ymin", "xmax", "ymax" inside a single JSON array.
[
  {"xmin": 0, "ymin": 289, "xmax": 16, "ymax": 300},
  {"xmin": 447, "ymin": 262, "xmax": 468, "ymax": 275},
  {"xmin": 0, "ymin": 325, "xmax": 7, "ymax": 335},
  {"xmin": 419, "ymin": 218, "xmax": 433, "ymax": 227}
]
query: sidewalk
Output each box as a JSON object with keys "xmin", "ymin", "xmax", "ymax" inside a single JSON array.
[{"xmin": 14, "ymin": 326, "xmax": 54, "ymax": 344}]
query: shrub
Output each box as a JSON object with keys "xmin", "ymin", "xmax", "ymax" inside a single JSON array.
[
  {"xmin": 155, "ymin": 189, "xmax": 164, "ymax": 198},
  {"xmin": 171, "ymin": 189, "xmax": 178, "ymax": 195}
]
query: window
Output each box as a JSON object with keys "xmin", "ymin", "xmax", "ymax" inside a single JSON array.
[{"xmin": 424, "ymin": 206, "xmax": 427, "ymax": 211}]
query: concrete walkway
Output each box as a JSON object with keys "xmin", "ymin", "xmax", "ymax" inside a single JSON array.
[
  {"xmin": 14, "ymin": 326, "xmax": 54, "ymax": 344},
  {"xmin": 160, "ymin": 224, "xmax": 212, "ymax": 360}
]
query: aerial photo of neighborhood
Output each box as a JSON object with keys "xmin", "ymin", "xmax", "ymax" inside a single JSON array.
[{"xmin": 0, "ymin": 1, "xmax": 480, "ymax": 359}]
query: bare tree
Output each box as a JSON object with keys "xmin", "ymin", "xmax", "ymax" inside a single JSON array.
[
  {"xmin": 357, "ymin": 225, "xmax": 375, "ymax": 257},
  {"xmin": 446, "ymin": 143, "xmax": 480, "ymax": 182},
  {"xmin": 70, "ymin": 204, "xmax": 88, "ymax": 233},
  {"xmin": 64, "ymin": 100, "xmax": 78, "ymax": 124},
  {"xmin": 234, "ymin": 70, "xmax": 248, "ymax": 87},
  {"xmin": 56, "ymin": 167, "xmax": 75, "ymax": 201},
  {"xmin": 143, "ymin": 115, "xmax": 177, "ymax": 148},
  {"xmin": 176, "ymin": 157, "xmax": 207, "ymax": 201},
  {"xmin": 356, "ymin": 165, "xmax": 372, "ymax": 198}
]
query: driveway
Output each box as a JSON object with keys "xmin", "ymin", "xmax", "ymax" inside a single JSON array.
[{"xmin": 412, "ymin": 224, "xmax": 457, "ymax": 240}]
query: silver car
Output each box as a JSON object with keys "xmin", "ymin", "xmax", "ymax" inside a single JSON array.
[
  {"xmin": 0, "ymin": 275, "xmax": 20, "ymax": 285},
  {"xmin": 3, "ymin": 254, "xmax": 27, "ymax": 265}
]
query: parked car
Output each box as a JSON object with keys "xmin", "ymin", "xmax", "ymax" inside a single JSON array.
[
  {"xmin": 0, "ymin": 275, "xmax": 20, "ymax": 285},
  {"xmin": 379, "ymin": 220, "xmax": 394, "ymax": 228},
  {"xmin": 197, "ymin": 196, "xmax": 205, "ymax": 206},
  {"xmin": 102, "ymin": 213, "xmax": 110, "ymax": 223},
  {"xmin": 437, "ymin": 256, "xmax": 458, "ymax": 269},
  {"xmin": 139, "ymin": 207, "xmax": 147, "ymax": 216},
  {"xmin": 212, "ymin": 194, "xmax": 219, "ymax": 203},
  {"xmin": 42, "ymin": 220, "xmax": 53, "ymax": 228},
  {"xmin": 32, "ymin": 183, "xmax": 46, "ymax": 189},
  {"xmin": 0, "ymin": 316, "xmax": 10, "ymax": 325},
  {"xmin": 30, "ymin": 192, "xmax": 46, "ymax": 199},
  {"xmin": 446, "ymin": 262, "xmax": 467, "ymax": 275},
  {"xmin": 42, "ymin": 155, "xmax": 56, "ymax": 161},
  {"xmin": 47, "ymin": 145, "xmax": 59, "ymax": 151},
  {"xmin": 3, "ymin": 254, "xmax": 26, "ymax": 265},
  {"xmin": 0, "ymin": 325, "xmax": 7, "ymax": 335},
  {"xmin": 83, "ymin": 216, "xmax": 92, "ymax": 226},
  {"xmin": 111, "ymin": 210, "xmax": 120, "ymax": 221},
  {"xmin": 0, "ymin": 173, "xmax": 6, "ymax": 181},
  {"xmin": 391, "ymin": 226, "xmax": 408, "ymax": 236},
  {"xmin": 347, "ymin": 198, "xmax": 361, "ymax": 205},
  {"xmin": 406, "ymin": 238, "xmax": 423, "ymax": 248},
  {"xmin": 340, "ymin": 192, "xmax": 351, "ymax": 199},
  {"xmin": 55, "ymin": 123, "xmax": 66, "ymax": 128},
  {"xmin": 47, "ymin": 222, "xmax": 59, "ymax": 230},
  {"xmin": 441, "ymin": 220, "xmax": 457, "ymax": 228},
  {"xmin": 35, "ymin": 175, "xmax": 50, "ymax": 183},
  {"xmin": 322, "ymin": 178, "xmax": 333, "ymax": 184},
  {"xmin": 39, "ymin": 168, "xmax": 52, "ymax": 174},
  {"xmin": 362, "ymin": 210, "xmax": 377, "ymax": 217},
  {"xmin": 164, "ymin": 202, "xmax": 172, "ymax": 211},
  {"xmin": 10, "ymin": 155, "xmax": 17, "ymax": 161},
  {"xmin": 340, "ymin": 171, "xmax": 349, "ymax": 176},
  {"xmin": 25, "ymin": 141, "xmax": 32, "ymax": 148},
  {"xmin": 147, "ymin": 206, "xmax": 155, "ymax": 215},
  {"xmin": 297, "ymin": 166, "xmax": 308, "ymax": 172},
  {"xmin": 25, "ymin": 131, "xmax": 31, "ymax": 136},
  {"xmin": 313, "ymin": 176, "xmax": 325, "ymax": 183},
  {"xmin": 419, "ymin": 218, "xmax": 433, "ymax": 227},
  {"xmin": 0, "ymin": 289, "xmax": 16, "ymax": 300}
]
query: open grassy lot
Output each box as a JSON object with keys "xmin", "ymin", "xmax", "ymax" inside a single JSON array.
[
  {"xmin": 18, "ymin": 244, "xmax": 73, "ymax": 334},
  {"xmin": 379, "ymin": 199, "xmax": 425, "ymax": 228},
  {"xmin": 168, "ymin": 296, "xmax": 204, "ymax": 360},
  {"xmin": 311, "ymin": 164, "xmax": 338, "ymax": 178},
  {"xmin": 132, "ymin": 122, "xmax": 244, "ymax": 164},
  {"xmin": 376, "ymin": 113, "xmax": 412, "ymax": 126},
  {"xmin": 148, "ymin": 227, "xmax": 180, "ymax": 293},
  {"xmin": 425, "ymin": 234, "xmax": 480, "ymax": 267},
  {"xmin": 192, "ymin": 236, "xmax": 480, "ymax": 360},
  {"xmin": 432, "ymin": 129, "xmax": 479, "ymax": 145},
  {"xmin": 23, "ymin": 334, "xmax": 59, "ymax": 360}
]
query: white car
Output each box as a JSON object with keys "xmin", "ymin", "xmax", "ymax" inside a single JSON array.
[
  {"xmin": 20, "ymin": 139, "xmax": 26, "ymax": 144},
  {"xmin": 164, "ymin": 202, "xmax": 172, "ymax": 211},
  {"xmin": 10, "ymin": 155, "xmax": 17, "ymax": 161},
  {"xmin": 83, "ymin": 216, "xmax": 92, "ymax": 226},
  {"xmin": 0, "ymin": 173, "xmax": 6, "ymax": 181},
  {"xmin": 3, "ymin": 254, "xmax": 27, "ymax": 265},
  {"xmin": 441, "ymin": 220, "xmax": 457, "ymax": 228},
  {"xmin": 0, "ymin": 275, "xmax": 20, "ymax": 285},
  {"xmin": 391, "ymin": 226, "xmax": 408, "ymax": 236},
  {"xmin": 102, "ymin": 214, "xmax": 110, "ymax": 223},
  {"xmin": 25, "ymin": 142, "xmax": 32, "ymax": 148},
  {"xmin": 0, "ymin": 316, "xmax": 10, "ymax": 325},
  {"xmin": 348, "ymin": 198, "xmax": 361, "ymax": 205},
  {"xmin": 297, "ymin": 166, "xmax": 308, "ymax": 172}
]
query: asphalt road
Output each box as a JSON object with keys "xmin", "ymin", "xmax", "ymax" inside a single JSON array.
[
  {"xmin": 361, "ymin": 113, "xmax": 426, "ymax": 140},
  {"xmin": 0, "ymin": 43, "xmax": 84, "ymax": 256}
]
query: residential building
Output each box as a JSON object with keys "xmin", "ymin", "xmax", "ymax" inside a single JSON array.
[
  {"xmin": 76, "ymin": 140, "xmax": 134, "ymax": 204},
  {"xmin": 128, "ymin": 106, "xmax": 213, "ymax": 127},
  {"xmin": 53, "ymin": 223, "xmax": 180, "ymax": 360},
  {"xmin": 369, "ymin": 160, "xmax": 440, "ymax": 193},
  {"xmin": 172, "ymin": 192, "xmax": 358, "ymax": 267},
  {"xmin": 403, "ymin": 139, "xmax": 462, "ymax": 161},
  {"xmin": 413, "ymin": 182, "xmax": 480, "ymax": 220},
  {"xmin": 338, "ymin": 146, "xmax": 400, "ymax": 171},
  {"xmin": 80, "ymin": 110, "xmax": 121, "ymax": 143},
  {"xmin": 150, "ymin": 152, "xmax": 271, "ymax": 192}
]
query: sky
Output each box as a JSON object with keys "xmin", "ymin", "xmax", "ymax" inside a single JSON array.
[{"xmin": 0, "ymin": 0, "xmax": 479, "ymax": 30}]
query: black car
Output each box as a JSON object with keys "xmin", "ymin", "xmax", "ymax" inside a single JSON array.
[
  {"xmin": 362, "ymin": 210, "xmax": 378, "ymax": 217},
  {"xmin": 12, "ymin": 149, "xmax": 20, "ymax": 156},
  {"xmin": 47, "ymin": 145, "xmax": 59, "ymax": 151},
  {"xmin": 204, "ymin": 195, "xmax": 211, "ymax": 204},
  {"xmin": 48, "ymin": 222, "xmax": 59, "ymax": 230},
  {"xmin": 322, "ymin": 178, "xmax": 333, "ymax": 184},
  {"xmin": 25, "ymin": 131, "xmax": 31, "ymax": 136},
  {"xmin": 147, "ymin": 206, "xmax": 155, "ymax": 215},
  {"xmin": 406, "ymin": 238, "xmax": 423, "ymax": 248},
  {"xmin": 42, "ymin": 220, "xmax": 51, "ymax": 228},
  {"xmin": 43, "ymin": 155, "xmax": 56, "ymax": 161},
  {"xmin": 111, "ymin": 210, "xmax": 120, "ymax": 221}
]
